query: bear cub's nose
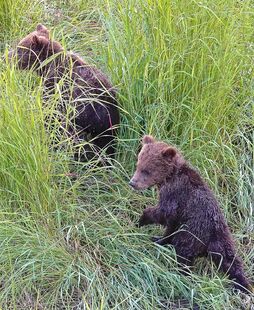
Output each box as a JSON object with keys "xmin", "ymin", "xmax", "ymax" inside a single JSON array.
[{"xmin": 129, "ymin": 179, "xmax": 136, "ymax": 188}]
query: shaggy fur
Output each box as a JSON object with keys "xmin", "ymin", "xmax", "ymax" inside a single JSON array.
[
  {"xmin": 8, "ymin": 24, "xmax": 119, "ymax": 159},
  {"xmin": 129, "ymin": 135, "xmax": 251, "ymax": 293}
]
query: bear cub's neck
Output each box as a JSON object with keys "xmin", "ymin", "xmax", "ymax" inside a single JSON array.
[
  {"xmin": 38, "ymin": 50, "xmax": 84, "ymax": 79},
  {"xmin": 158, "ymin": 161, "xmax": 204, "ymax": 190}
]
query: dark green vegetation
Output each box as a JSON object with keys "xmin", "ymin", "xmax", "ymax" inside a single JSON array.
[{"xmin": 0, "ymin": 0, "xmax": 253, "ymax": 309}]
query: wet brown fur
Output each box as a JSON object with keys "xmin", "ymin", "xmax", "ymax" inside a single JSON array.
[{"xmin": 130, "ymin": 135, "xmax": 251, "ymax": 293}]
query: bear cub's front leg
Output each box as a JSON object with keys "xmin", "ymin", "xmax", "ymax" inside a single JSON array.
[
  {"xmin": 138, "ymin": 207, "xmax": 172, "ymax": 245},
  {"xmin": 138, "ymin": 206, "xmax": 162, "ymax": 227}
]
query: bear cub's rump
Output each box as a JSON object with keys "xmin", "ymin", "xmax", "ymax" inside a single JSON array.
[{"xmin": 130, "ymin": 135, "xmax": 251, "ymax": 293}]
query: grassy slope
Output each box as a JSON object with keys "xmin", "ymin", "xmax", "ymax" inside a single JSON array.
[{"xmin": 0, "ymin": 0, "xmax": 253, "ymax": 309}]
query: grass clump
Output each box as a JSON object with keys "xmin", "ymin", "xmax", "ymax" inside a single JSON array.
[{"xmin": 0, "ymin": 0, "xmax": 253, "ymax": 309}]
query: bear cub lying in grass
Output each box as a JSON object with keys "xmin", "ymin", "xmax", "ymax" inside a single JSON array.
[
  {"xmin": 8, "ymin": 24, "xmax": 119, "ymax": 160},
  {"xmin": 129, "ymin": 135, "xmax": 251, "ymax": 293}
]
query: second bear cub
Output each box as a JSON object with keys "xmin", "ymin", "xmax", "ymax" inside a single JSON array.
[
  {"xmin": 8, "ymin": 24, "xmax": 119, "ymax": 160},
  {"xmin": 129, "ymin": 135, "xmax": 251, "ymax": 293}
]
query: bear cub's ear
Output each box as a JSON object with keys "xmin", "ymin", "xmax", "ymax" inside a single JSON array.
[
  {"xmin": 36, "ymin": 24, "xmax": 50, "ymax": 38},
  {"xmin": 142, "ymin": 135, "xmax": 155, "ymax": 145},
  {"xmin": 162, "ymin": 147, "xmax": 176, "ymax": 160},
  {"xmin": 31, "ymin": 34, "xmax": 47, "ymax": 46}
]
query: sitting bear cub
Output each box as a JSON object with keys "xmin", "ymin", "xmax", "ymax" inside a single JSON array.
[
  {"xmin": 130, "ymin": 135, "xmax": 251, "ymax": 293},
  {"xmin": 8, "ymin": 24, "xmax": 119, "ymax": 160}
]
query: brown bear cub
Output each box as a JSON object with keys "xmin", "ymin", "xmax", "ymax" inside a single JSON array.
[
  {"xmin": 130, "ymin": 135, "xmax": 251, "ymax": 293},
  {"xmin": 8, "ymin": 24, "xmax": 119, "ymax": 160}
]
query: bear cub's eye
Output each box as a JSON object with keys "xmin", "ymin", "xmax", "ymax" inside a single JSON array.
[{"xmin": 141, "ymin": 169, "xmax": 150, "ymax": 176}]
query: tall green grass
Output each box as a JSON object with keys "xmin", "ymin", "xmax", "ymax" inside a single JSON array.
[
  {"xmin": 103, "ymin": 0, "xmax": 253, "ymax": 156},
  {"xmin": 0, "ymin": 0, "xmax": 44, "ymax": 45},
  {"xmin": 0, "ymin": 0, "xmax": 253, "ymax": 309}
]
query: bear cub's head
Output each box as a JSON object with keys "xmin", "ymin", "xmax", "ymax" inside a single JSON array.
[
  {"xmin": 8, "ymin": 24, "xmax": 63, "ymax": 70},
  {"xmin": 129, "ymin": 135, "xmax": 184, "ymax": 190}
]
